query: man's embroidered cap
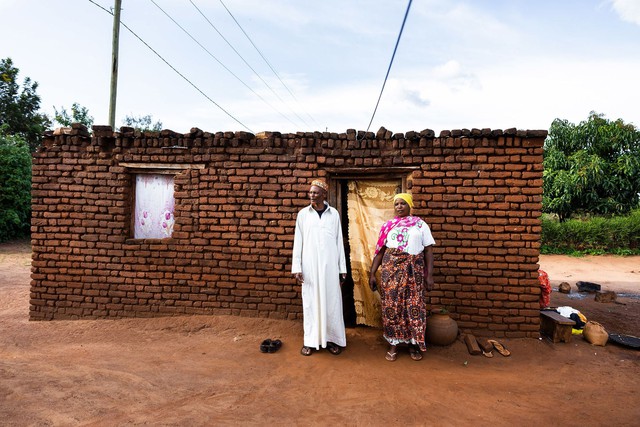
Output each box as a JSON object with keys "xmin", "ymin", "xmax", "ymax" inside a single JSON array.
[{"xmin": 310, "ymin": 179, "xmax": 328, "ymax": 192}]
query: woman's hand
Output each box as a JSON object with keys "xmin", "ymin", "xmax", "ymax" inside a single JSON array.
[
  {"xmin": 424, "ymin": 269, "xmax": 434, "ymax": 291},
  {"xmin": 369, "ymin": 275, "xmax": 378, "ymax": 292}
]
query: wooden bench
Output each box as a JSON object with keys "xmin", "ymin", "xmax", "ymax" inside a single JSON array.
[{"xmin": 540, "ymin": 310, "xmax": 576, "ymax": 343}]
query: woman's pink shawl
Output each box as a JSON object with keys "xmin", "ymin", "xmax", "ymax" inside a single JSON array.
[{"xmin": 373, "ymin": 215, "xmax": 421, "ymax": 256}]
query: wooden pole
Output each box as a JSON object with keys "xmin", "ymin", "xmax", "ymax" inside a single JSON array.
[{"xmin": 108, "ymin": 0, "xmax": 122, "ymax": 129}]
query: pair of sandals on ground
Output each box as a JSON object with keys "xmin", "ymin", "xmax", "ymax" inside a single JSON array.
[
  {"xmin": 385, "ymin": 344, "xmax": 423, "ymax": 361},
  {"xmin": 300, "ymin": 342, "xmax": 342, "ymax": 356},
  {"xmin": 299, "ymin": 342, "xmax": 423, "ymax": 360}
]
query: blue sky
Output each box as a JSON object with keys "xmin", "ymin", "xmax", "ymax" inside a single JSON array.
[{"xmin": 1, "ymin": 0, "xmax": 639, "ymax": 135}]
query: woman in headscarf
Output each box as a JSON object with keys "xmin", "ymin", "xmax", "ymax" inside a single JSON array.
[{"xmin": 368, "ymin": 193, "xmax": 436, "ymax": 361}]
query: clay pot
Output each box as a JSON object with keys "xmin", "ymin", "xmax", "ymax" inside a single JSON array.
[{"xmin": 425, "ymin": 309, "xmax": 459, "ymax": 346}]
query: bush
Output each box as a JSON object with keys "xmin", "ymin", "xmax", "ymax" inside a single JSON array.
[
  {"xmin": 0, "ymin": 132, "xmax": 32, "ymax": 242},
  {"xmin": 541, "ymin": 210, "xmax": 640, "ymax": 255}
]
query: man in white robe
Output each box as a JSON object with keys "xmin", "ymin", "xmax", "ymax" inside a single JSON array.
[{"xmin": 292, "ymin": 179, "xmax": 347, "ymax": 356}]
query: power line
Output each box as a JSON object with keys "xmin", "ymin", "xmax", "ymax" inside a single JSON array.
[
  {"xmin": 364, "ymin": 0, "xmax": 413, "ymax": 135},
  {"xmin": 88, "ymin": 0, "xmax": 253, "ymax": 132},
  {"xmin": 189, "ymin": 0, "xmax": 311, "ymax": 129},
  {"xmin": 217, "ymin": 0, "xmax": 320, "ymax": 128},
  {"xmin": 149, "ymin": 0, "xmax": 301, "ymax": 129}
]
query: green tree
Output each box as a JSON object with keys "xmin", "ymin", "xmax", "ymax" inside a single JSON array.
[
  {"xmin": 543, "ymin": 112, "xmax": 640, "ymax": 221},
  {"xmin": 0, "ymin": 58, "xmax": 50, "ymax": 151},
  {"xmin": 53, "ymin": 102, "xmax": 94, "ymax": 128},
  {"xmin": 122, "ymin": 114, "xmax": 162, "ymax": 132},
  {"xmin": 0, "ymin": 127, "xmax": 32, "ymax": 241}
]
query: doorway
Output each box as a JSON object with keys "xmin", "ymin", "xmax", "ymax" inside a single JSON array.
[{"xmin": 331, "ymin": 177, "xmax": 403, "ymax": 327}]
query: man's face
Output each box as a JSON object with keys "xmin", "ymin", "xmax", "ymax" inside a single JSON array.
[{"xmin": 309, "ymin": 185, "xmax": 326, "ymax": 205}]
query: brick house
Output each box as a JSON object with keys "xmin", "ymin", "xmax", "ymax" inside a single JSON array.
[{"xmin": 30, "ymin": 124, "xmax": 546, "ymax": 338}]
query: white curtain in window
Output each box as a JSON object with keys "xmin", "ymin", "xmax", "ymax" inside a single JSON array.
[{"xmin": 134, "ymin": 174, "xmax": 175, "ymax": 239}]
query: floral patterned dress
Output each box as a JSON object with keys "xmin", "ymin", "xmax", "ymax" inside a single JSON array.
[{"xmin": 375, "ymin": 216, "xmax": 435, "ymax": 351}]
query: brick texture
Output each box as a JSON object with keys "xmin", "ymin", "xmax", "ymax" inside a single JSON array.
[{"xmin": 30, "ymin": 125, "xmax": 546, "ymax": 338}]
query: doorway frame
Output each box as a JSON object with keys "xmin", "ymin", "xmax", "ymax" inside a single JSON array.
[{"xmin": 325, "ymin": 166, "xmax": 419, "ymax": 326}]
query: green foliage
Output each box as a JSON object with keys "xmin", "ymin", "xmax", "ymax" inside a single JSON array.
[
  {"xmin": 0, "ymin": 128, "xmax": 32, "ymax": 241},
  {"xmin": 541, "ymin": 210, "xmax": 640, "ymax": 255},
  {"xmin": 543, "ymin": 112, "xmax": 640, "ymax": 221},
  {"xmin": 0, "ymin": 58, "xmax": 50, "ymax": 151},
  {"xmin": 53, "ymin": 102, "xmax": 93, "ymax": 129},
  {"xmin": 122, "ymin": 114, "xmax": 162, "ymax": 132}
]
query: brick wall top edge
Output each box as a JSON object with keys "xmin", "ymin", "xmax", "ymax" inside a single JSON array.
[
  {"xmin": 84, "ymin": 124, "xmax": 547, "ymax": 139},
  {"xmin": 36, "ymin": 124, "xmax": 547, "ymax": 153}
]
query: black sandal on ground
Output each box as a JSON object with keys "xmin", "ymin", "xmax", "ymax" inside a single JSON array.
[
  {"xmin": 300, "ymin": 346, "xmax": 313, "ymax": 356},
  {"xmin": 268, "ymin": 339, "xmax": 282, "ymax": 353},
  {"xmin": 260, "ymin": 339, "xmax": 272, "ymax": 353},
  {"xmin": 327, "ymin": 342, "xmax": 342, "ymax": 355}
]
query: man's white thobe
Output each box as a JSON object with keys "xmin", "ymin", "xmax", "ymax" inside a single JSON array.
[{"xmin": 291, "ymin": 202, "xmax": 347, "ymax": 349}]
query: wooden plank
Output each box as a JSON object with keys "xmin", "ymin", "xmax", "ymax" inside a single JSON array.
[
  {"xmin": 119, "ymin": 162, "xmax": 205, "ymax": 170},
  {"xmin": 476, "ymin": 337, "xmax": 494, "ymax": 353},
  {"xmin": 464, "ymin": 334, "xmax": 482, "ymax": 355}
]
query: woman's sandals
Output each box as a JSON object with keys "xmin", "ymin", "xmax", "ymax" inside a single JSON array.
[
  {"xmin": 384, "ymin": 345, "xmax": 422, "ymax": 362},
  {"xmin": 409, "ymin": 346, "xmax": 423, "ymax": 361},
  {"xmin": 385, "ymin": 345, "xmax": 398, "ymax": 361},
  {"xmin": 385, "ymin": 345, "xmax": 422, "ymax": 361}
]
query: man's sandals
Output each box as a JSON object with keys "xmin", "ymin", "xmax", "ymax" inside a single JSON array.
[
  {"xmin": 326, "ymin": 342, "xmax": 342, "ymax": 355},
  {"xmin": 300, "ymin": 342, "xmax": 342, "ymax": 356}
]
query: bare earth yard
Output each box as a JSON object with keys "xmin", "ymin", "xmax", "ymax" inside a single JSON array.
[{"xmin": 1, "ymin": 239, "xmax": 638, "ymax": 426}]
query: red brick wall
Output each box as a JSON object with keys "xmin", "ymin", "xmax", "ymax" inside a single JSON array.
[{"xmin": 30, "ymin": 124, "xmax": 546, "ymax": 337}]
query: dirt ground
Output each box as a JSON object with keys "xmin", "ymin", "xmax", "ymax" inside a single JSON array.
[{"xmin": 1, "ymin": 239, "xmax": 639, "ymax": 426}]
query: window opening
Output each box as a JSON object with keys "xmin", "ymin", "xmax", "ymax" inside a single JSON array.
[{"xmin": 133, "ymin": 174, "xmax": 175, "ymax": 239}]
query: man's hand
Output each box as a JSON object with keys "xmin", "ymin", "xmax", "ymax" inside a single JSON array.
[
  {"xmin": 294, "ymin": 273, "xmax": 304, "ymax": 284},
  {"xmin": 340, "ymin": 274, "xmax": 346, "ymax": 285}
]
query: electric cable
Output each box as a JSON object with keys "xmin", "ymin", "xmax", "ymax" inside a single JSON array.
[
  {"xmin": 364, "ymin": 0, "xmax": 413, "ymax": 135},
  {"xmin": 189, "ymin": 0, "xmax": 311, "ymax": 129},
  {"xmin": 88, "ymin": 0, "xmax": 253, "ymax": 132},
  {"xmin": 149, "ymin": 0, "xmax": 300, "ymax": 129},
  {"xmin": 217, "ymin": 0, "xmax": 320, "ymax": 128}
]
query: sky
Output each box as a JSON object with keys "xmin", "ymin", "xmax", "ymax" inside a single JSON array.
[{"xmin": 1, "ymin": 0, "xmax": 639, "ymax": 135}]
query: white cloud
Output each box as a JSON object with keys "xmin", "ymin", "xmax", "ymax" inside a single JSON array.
[
  {"xmin": 609, "ymin": 0, "xmax": 640, "ymax": 25},
  {"xmin": 431, "ymin": 60, "xmax": 482, "ymax": 91}
]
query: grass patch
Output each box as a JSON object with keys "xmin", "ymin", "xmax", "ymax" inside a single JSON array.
[{"xmin": 541, "ymin": 209, "xmax": 640, "ymax": 255}]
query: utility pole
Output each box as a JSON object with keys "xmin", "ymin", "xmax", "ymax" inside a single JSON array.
[{"xmin": 108, "ymin": 0, "xmax": 122, "ymax": 129}]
